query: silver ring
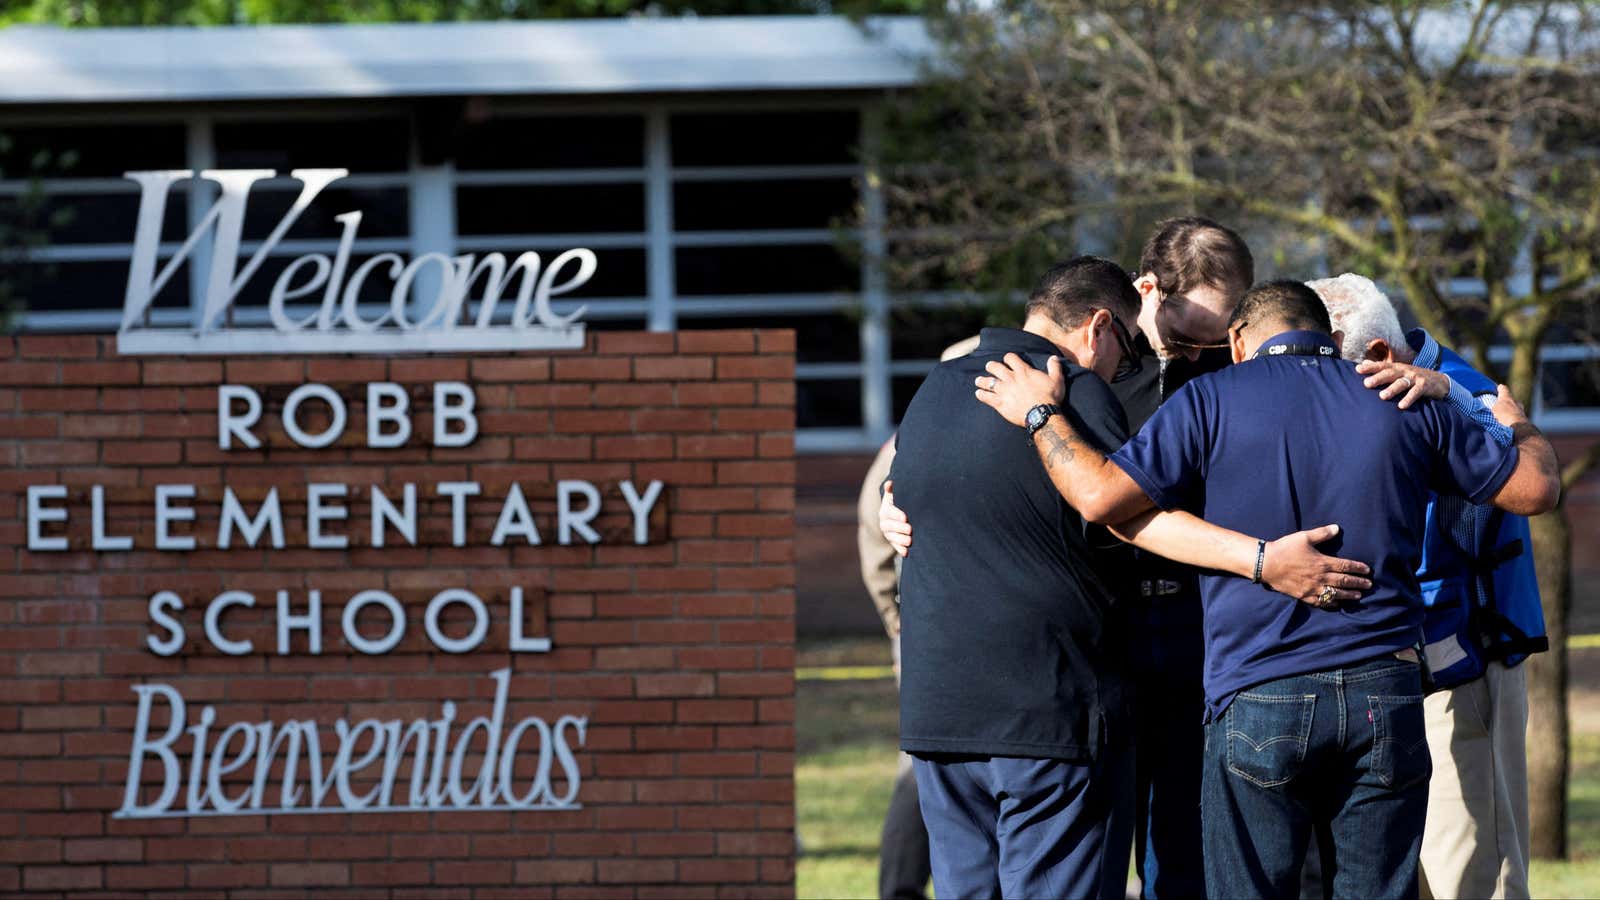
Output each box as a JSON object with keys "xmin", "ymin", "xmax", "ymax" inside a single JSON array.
[{"xmin": 1394, "ymin": 375, "xmax": 1412, "ymax": 390}]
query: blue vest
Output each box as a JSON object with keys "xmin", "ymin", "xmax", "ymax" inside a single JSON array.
[{"xmin": 1416, "ymin": 346, "xmax": 1549, "ymax": 688}]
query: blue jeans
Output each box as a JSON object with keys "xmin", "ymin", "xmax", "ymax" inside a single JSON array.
[
  {"xmin": 1202, "ymin": 657, "xmax": 1431, "ymax": 900},
  {"xmin": 913, "ymin": 751, "xmax": 1129, "ymax": 900}
]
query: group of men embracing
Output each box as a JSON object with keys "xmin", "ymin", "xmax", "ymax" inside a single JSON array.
[{"xmin": 875, "ymin": 218, "xmax": 1561, "ymax": 900}]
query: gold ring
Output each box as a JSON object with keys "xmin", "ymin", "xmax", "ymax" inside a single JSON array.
[{"xmin": 1318, "ymin": 586, "xmax": 1337, "ymax": 605}]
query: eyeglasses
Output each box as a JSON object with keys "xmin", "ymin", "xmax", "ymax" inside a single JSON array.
[
  {"xmin": 1158, "ymin": 290, "xmax": 1231, "ymax": 351},
  {"xmin": 1098, "ymin": 310, "xmax": 1143, "ymax": 382}
]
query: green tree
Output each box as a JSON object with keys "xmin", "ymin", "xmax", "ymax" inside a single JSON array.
[
  {"xmin": 885, "ymin": 0, "xmax": 1600, "ymax": 858},
  {"xmin": 0, "ymin": 135, "xmax": 72, "ymax": 331}
]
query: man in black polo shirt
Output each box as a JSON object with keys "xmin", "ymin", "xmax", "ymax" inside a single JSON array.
[{"xmin": 890, "ymin": 256, "xmax": 1140, "ymax": 899}]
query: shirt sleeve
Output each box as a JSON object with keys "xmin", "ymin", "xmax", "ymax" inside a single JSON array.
[
  {"xmin": 1426, "ymin": 400, "xmax": 1521, "ymax": 506},
  {"xmin": 1062, "ymin": 368, "xmax": 1130, "ymax": 454},
  {"xmin": 1442, "ymin": 376, "xmax": 1515, "ymax": 448},
  {"xmin": 1108, "ymin": 380, "xmax": 1210, "ymax": 510}
]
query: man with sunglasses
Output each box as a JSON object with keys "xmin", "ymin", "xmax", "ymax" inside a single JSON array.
[{"xmin": 1111, "ymin": 218, "xmax": 1256, "ymax": 899}]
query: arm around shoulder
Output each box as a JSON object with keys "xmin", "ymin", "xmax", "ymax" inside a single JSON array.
[{"xmin": 1486, "ymin": 386, "xmax": 1561, "ymax": 516}]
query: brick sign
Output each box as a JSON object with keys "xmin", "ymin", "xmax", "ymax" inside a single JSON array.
[{"xmin": 0, "ymin": 330, "xmax": 797, "ymax": 896}]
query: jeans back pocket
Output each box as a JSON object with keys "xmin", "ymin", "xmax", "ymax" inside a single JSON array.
[
  {"xmin": 1225, "ymin": 692, "xmax": 1315, "ymax": 789},
  {"xmin": 1368, "ymin": 694, "xmax": 1431, "ymax": 791}
]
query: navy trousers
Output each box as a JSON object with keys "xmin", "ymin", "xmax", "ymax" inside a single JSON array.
[
  {"xmin": 1131, "ymin": 601, "xmax": 1208, "ymax": 899},
  {"xmin": 913, "ymin": 751, "xmax": 1128, "ymax": 900}
]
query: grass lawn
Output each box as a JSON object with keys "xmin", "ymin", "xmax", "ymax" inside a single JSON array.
[{"xmin": 797, "ymin": 638, "xmax": 1600, "ymax": 899}]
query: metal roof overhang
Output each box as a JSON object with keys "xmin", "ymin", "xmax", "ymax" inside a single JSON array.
[{"xmin": 0, "ymin": 15, "xmax": 932, "ymax": 105}]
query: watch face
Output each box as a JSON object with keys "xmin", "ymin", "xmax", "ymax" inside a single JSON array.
[{"xmin": 1027, "ymin": 406, "xmax": 1049, "ymax": 430}]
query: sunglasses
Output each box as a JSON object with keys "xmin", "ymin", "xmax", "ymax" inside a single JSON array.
[
  {"xmin": 1097, "ymin": 310, "xmax": 1143, "ymax": 382},
  {"xmin": 1159, "ymin": 290, "xmax": 1231, "ymax": 351}
]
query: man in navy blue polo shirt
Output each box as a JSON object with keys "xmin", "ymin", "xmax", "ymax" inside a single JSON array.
[
  {"xmin": 891, "ymin": 263, "xmax": 1378, "ymax": 899},
  {"xmin": 972, "ymin": 280, "xmax": 1562, "ymax": 899}
]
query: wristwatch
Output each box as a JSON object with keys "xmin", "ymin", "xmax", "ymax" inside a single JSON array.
[{"xmin": 1024, "ymin": 403, "xmax": 1061, "ymax": 440}]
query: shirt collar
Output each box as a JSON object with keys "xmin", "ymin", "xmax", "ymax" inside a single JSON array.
[
  {"xmin": 1253, "ymin": 329, "xmax": 1341, "ymax": 359},
  {"xmin": 977, "ymin": 327, "xmax": 1065, "ymax": 358},
  {"xmin": 1406, "ymin": 328, "xmax": 1442, "ymax": 371}
]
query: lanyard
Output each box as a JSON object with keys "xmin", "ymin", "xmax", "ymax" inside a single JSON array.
[{"xmin": 1253, "ymin": 343, "xmax": 1338, "ymax": 360}]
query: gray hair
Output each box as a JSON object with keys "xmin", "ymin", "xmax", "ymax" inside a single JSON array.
[{"xmin": 1307, "ymin": 273, "xmax": 1409, "ymax": 362}]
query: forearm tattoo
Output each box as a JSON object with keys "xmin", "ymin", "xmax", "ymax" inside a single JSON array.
[{"xmin": 1038, "ymin": 425, "xmax": 1077, "ymax": 469}]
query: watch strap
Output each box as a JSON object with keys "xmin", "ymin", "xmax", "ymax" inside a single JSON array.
[{"xmin": 1025, "ymin": 403, "xmax": 1061, "ymax": 439}]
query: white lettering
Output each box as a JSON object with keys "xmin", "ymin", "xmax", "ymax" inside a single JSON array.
[
  {"xmin": 342, "ymin": 590, "xmax": 406, "ymax": 655},
  {"xmin": 370, "ymin": 484, "xmax": 417, "ymax": 548},
  {"xmin": 91, "ymin": 485, "xmax": 133, "ymax": 551},
  {"xmin": 119, "ymin": 684, "xmax": 186, "ymax": 817},
  {"xmin": 154, "ymin": 484, "xmax": 196, "ymax": 551},
  {"xmin": 218, "ymin": 487, "xmax": 284, "ymax": 550},
  {"xmin": 282, "ymin": 384, "xmax": 347, "ymax": 449},
  {"xmin": 276, "ymin": 589, "xmax": 323, "ymax": 655},
  {"xmin": 424, "ymin": 589, "xmax": 490, "ymax": 655},
  {"xmin": 306, "ymin": 483, "xmax": 349, "ymax": 550},
  {"xmin": 146, "ymin": 591, "xmax": 185, "ymax": 657},
  {"xmin": 205, "ymin": 590, "xmax": 255, "ymax": 656},
  {"xmin": 509, "ymin": 587, "xmax": 551, "ymax": 654},
  {"xmin": 436, "ymin": 481, "xmax": 481, "ymax": 547},
  {"xmin": 115, "ymin": 672, "xmax": 583, "ymax": 819},
  {"xmin": 217, "ymin": 385, "xmax": 263, "ymax": 450},
  {"xmin": 557, "ymin": 480, "xmax": 602, "ymax": 545},
  {"xmin": 490, "ymin": 483, "xmax": 541, "ymax": 547},
  {"xmin": 118, "ymin": 169, "xmax": 589, "ymax": 355},
  {"xmin": 26, "ymin": 485, "xmax": 68, "ymax": 551},
  {"xmin": 619, "ymin": 480, "xmax": 664, "ymax": 545},
  {"xmin": 366, "ymin": 382, "xmax": 411, "ymax": 449},
  {"xmin": 433, "ymin": 382, "xmax": 478, "ymax": 448}
]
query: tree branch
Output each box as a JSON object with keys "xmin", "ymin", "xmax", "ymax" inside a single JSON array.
[{"xmin": 1562, "ymin": 440, "xmax": 1600, "ymax": 492}]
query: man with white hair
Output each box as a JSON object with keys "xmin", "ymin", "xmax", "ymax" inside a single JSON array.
[{"xmin": 1312, "ymin": 273, "xmax": 1546, "ymax": 900}]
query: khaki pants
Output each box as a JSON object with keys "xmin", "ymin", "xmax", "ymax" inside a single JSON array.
[{"xmin": 1419, "ymin": 661, "xmax": 1530, "ymax": 900}]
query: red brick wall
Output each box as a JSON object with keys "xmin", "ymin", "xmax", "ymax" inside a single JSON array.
[{"xmin": 0, "ymin": 331, "xmax": 797, "ymax": 898}]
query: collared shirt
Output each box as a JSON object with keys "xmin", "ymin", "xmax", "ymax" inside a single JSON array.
[
  {"xmin": 1409, "ymin": 327, "xmax": 1518, "ymax": 616},
  {"xmin": 1107, "ymin": 333, "xmax": 1231, "ymax": 654},
  {"xmin": 891, "ymin": 327, "xmax": 1131, "ymax": 759},
  {"xmin": 1107, "ymin": 329, "xmax": 1521, "ymax": 720}
]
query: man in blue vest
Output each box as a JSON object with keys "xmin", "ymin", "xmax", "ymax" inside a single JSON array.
[
  {"xmin": 972, "ymin": 279, "xmax": 1562, "ymax": 898},
  {"xmin": 1314, "ymin": 273, "xmax": 1546, "ymax": 898}
]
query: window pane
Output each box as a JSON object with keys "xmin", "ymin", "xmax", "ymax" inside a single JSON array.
[
  {"xmin": 675, "ymin": 245, "xmax": 858, "ymax": 296},
  {"xmin": 1540, "ymin": 359, "xmax": 1600, "ymax": 408},
  {"xmin": 243, "ymin": 185, "xmax": 410, "ymax": 240},
  {"xmin": 1, "ymin": 190, "xmax": 188, "ymax": 244},
  {"xmin": 18, "ymin": 260, "xmax": 188, "ymax": 312},
  {"xmin": 797, "ymin": 378, "xmax": 862, "ymax": 429},
  {"xmin": 678, "ymin": 313, "xmax": 860, "ymax": 363},
  {"xmin": 674, "ymin": 179, "xmax": 857, "ymax": 231},
  {"xmin": 671, "ymin": 111, "xmax": 858, "ymax": 167},
  {"xmin": 456, "ymin": 183, "xmax": 644, "ymax": 235},
  {"xmin": 455, "ymin": 115, "xmax": 644, "ymax": 170},
  {"xmin": 0, "ymin": 123, "xmax": 185, "ymax": 178},
  {"xmin": 215, "ymin": 119, "xmax": 410, "ymax": 172}
]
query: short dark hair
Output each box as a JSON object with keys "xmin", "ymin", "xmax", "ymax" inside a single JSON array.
[
  {"xmin": 1138, "ymin": 216, "xmax": 1255, "ymax": 300},
  {"xmin": 1025, "ymin": 256, "xmax": 1140, "ymax": 331},
  {"xmin": 1227, "ymin": 280, "xmax": 1333, "ymax": 335}
]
